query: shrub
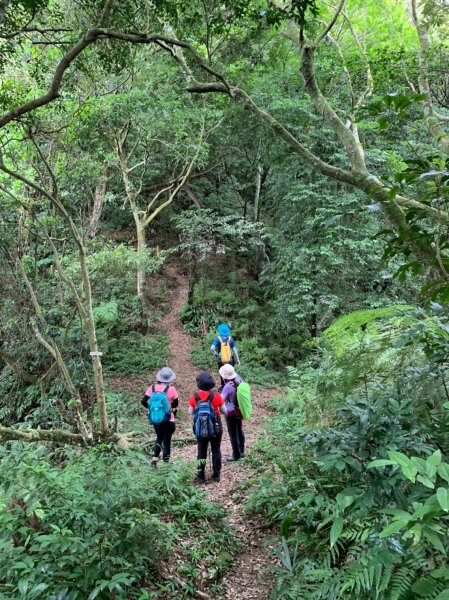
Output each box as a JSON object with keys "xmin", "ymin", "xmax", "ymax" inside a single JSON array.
[
  {"xmin": 103, "ymin": 334, "xmax": 170, "ymax": 375},
  {"xmin": 248, "ymin": 305, "xmax": 449, "ymax": 599},
  {"xmin": 189, "ymin": 335, "xmax": 281, "ymax": 387},
  {"xmin": 0, "ymin": 444, "xmax": 234, "ymax": 599}
]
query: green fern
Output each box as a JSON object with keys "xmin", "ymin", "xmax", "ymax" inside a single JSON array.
[
  {"xmin": 323, "ymin": 305, "xmax": 415, "ymax": 353},
  {"xmin": 324, "ymin": 304, "xmax": 449, "ymax": 354},
  {"xmin": 93, "ymin": 300, "xmax": 118, "ymax": 325}
]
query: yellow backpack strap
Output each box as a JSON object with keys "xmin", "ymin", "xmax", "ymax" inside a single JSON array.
[{"xmin": 219, "ymin": 334, "xmax": 230, "ymax": 345}]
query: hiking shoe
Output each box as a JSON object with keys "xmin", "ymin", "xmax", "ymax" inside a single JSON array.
[
  {"xmin": 240, "ymin": 453, "xmax": 245, "ymax": 459},
  {"xmin": 226, "ymin": 456, "xmax": 239, "ymax": 462},
  {"xmin": 151, "ymin": 456, "xmax": 159, "ymax": 468},
  {"xmin": 194, "ymin": 476, "xmax": 206, "ymax": 485},
  {"xmin": 212, "ymin": 475, "xmax": 220, "ymax": 482}
]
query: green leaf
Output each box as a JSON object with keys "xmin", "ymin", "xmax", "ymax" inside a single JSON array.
[
  {"xmin": 411, "ymin": 456, "xmax": 427, "ymax": 474},
  {"xmin": 417, "ymin": 474, "xmax": 435, "ymax": 489},
  {"xmin": 436, "ymin": 590, "xmax": 449, "ymax": 600},
  {"xmin": 412, "ymin": 576, "xmax": 438, "ymax": 596},
  {"xmin": 381, "ymin": 508, "xmax": 412, "ymax": 520},
  {"xmin": 387, "ymin": 451, "xmax": 417, "ymax": 481},
  {"xmin": 426, "ymin": 450, "xmax": 442, "ymax": 478},
  {"xmin": 432, "ymin": 568, "xmax": 449, "ymax": 580},
  {"xmin": 367, "ymin": 459, "xmax": 395, "ymax": 469},
  {"xmin": 30, "ymin": 583, "xmax": 49, "ymax": 598},
  {"xmin": 423, "ymin": 528, "xmax": 446, "ymax": 554},
  {"xmin": 18, "ymin": 580, "xmax": 29, "ymax": 595},
  {"xmin": 387, "ymin": 451, "xmax": 410, "ymax": 467},
  {"xmin": 402, "ymin": 463, "xmax": 418, "ymax": 482},
  {"xmin": 379, "ymin": 519, "xmax": 408, "ymax": 539},
  {"xmin": 280, "ymin": 515, "xmax": 293, "ymax": 538},
  {"xmin": 330, "ymin": 516, "xmax": 343, "ymax": 547},
  {"xmin": 437, "ymin": 487, "xmax": 449, "ymax": 512},
  {"xmin": 407, "ymin": 523, "xmax": 422, "ymax": 544},
  {"xmin": 411, "ymin": 496, "xmax": 441, "ymax": 520},
  {"xmin": 438, "ymin": 463, "xmax": 449, "ymax": 483},
  {"xmin": 336, "ymin": 492, "xmax": 355, "ymax": 510},
  {"xmin": 87, "ymin": 587, "xmax": 102, "ymax": 600}
]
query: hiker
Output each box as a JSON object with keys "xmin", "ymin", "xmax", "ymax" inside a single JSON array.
[
  {"xmin": 188, "ymin": 371, "xmax": 226, "ymax": 484},
  {"xmin": 141, "ymin": 367, "xmax": 179, "ymax": 465},
  {"xmin": 210, "ymin": 323, "xmax": 240, "ymax": 385},
  {"xmin": 219, "ymin": 363, "xmax": 245, "ymax": 462}
]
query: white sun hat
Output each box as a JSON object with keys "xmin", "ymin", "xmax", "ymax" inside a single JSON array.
[{"xmin": 219, "ymin": 364, "xmax": 237, "ymax": 380}]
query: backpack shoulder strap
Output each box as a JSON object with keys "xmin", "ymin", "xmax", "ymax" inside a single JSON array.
[
  {"xmin": 208, "ymin": 391, "xmax": 215, "ymax": 404},
  {"xmin": 163, "ymin": 384, "xmax": 169, "ymax": 394},
  {"xmin": 194, "ymin": 392, "xmax": 201, "ymax": 404},
  {"xmin": 217, "ymin": 335, "xmax": 223, "ymax": 343},
  {"xmin": 151, "ymin": 385, "xmax": 155, "ymax": 394}
]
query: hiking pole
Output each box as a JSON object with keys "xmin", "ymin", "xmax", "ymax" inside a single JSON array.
[{"xmin": 208, "ymin": 446, "xmax": 212, "ymax": 476}]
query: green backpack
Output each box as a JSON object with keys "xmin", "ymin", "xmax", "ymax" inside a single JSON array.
[{"xmin": 237, "ymin": 382, "xmax": 252, "ymax": 420}]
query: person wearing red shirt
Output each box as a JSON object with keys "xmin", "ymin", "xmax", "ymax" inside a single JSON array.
[{"xmin": 188, "ymin": 371, "xmax": 226, "ymax": 484}]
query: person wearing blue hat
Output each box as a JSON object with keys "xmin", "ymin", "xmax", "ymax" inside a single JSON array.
[{"xmin": 210, "ymin": 323, "xmax": 240, "ymax": 386}]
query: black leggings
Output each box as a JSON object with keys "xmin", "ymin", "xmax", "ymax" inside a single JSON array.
[
  {"xmin": 197, "ymin": 433, "xmax": 222, "ymax": 479},
  {"xmin": 153, "ymin": 421, "xmax": 176, "ymax": 461},
  {"xmin": 225, "ymin": 415, "xmax": 245, "ymax": 459}
]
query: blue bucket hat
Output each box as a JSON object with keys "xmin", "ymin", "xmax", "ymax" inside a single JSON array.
[{"xmin": 217, "ymin": 323, "xmax": 231, "ymax": 337}]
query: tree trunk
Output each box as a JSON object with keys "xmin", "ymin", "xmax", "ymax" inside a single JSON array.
[
  {"xmin": 119, "ymin": 154, "xmax": 151, "ymax": 331},
  {"xmin": 310, "ymin": 296, "xmax": 318, "ymax": 339},
  {"xmin": 409, "ymin": 0, "xmax": 449, "ymax": 156},
  {"xmin": 135, "ymin": 216, "xmax": 150, "ymax": 329},
  {"xmin": 2, "ymin": 161, "xmax": 110, "ymax": 440},
  {"xmin": 78, "ymin": 248, "xmax": 109, "ymax": 436},
  {"xmin": 188, "ymin": 253, "xmax": 198, "ymax": 306},
  {"xmin": 87, "ymin": 167, "xmax": 109, "ymax": 238},
  {"xmin": 253, "ymin": 156, "xmax": 263, "ymax": 222},
  {"xmin": 253, "ymin": 155, "xmax": 263, "ymax": 275}
]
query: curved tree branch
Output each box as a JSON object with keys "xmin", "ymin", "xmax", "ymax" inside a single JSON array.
[
  {"xmin": 0, "ymin": 424, "xmax": 88, "ymax": 445},
  {"xmin": 313, "ymin": 0, "xmax": 347, "ymax": 47},
  {"xmin": 0, "ymin": 0, "xmax": 116, "ymax": 129}
]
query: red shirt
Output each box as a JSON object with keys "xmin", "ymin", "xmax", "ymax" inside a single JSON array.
[{"xmin": 189, "ymin": 390, "xmax": 224, "ymax": 416}]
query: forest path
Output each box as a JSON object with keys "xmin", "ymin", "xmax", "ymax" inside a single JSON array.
[{"xmin": 149, "ymin": 264, "xmax": 277, "ymax": 599}]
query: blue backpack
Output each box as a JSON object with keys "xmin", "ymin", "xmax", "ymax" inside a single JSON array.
[
  {"xmin": 148, "ymin": 385, "xmax": 171, "ymax": 425},
  {"xmin": 193, "ymin": 392, "xmax": 219, "ymax": 438}
]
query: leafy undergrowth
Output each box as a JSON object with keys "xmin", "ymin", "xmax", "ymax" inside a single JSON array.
[
  {"xmin": 189, "ymin": 336, "xmax": 281, "ymax": 387},
  {"xmin": 103, "ymin": 334, "xmax": 170, "ymax": 376},
  {"xmin": 248, "ymin": 306, "xmax": 449, "ymax": 600},
  {"xmin": 0, "ymin": 444, "xmax": 237, "ymax": 599},
  {"xmin": 180, "ymin": 270, "xmax": 287, "ymax": 385}
]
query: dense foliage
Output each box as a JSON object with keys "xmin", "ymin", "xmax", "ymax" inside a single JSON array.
[
  {"xmin": 1, "ymin": 0, "xmax": 449, "ymax": 597},
  {"xmin": 0, "ymin": 445, "xmax": 234, "ymax": 599},
  {"xmin": 249, "ymin": 306, "xmax": 449, "ymax": 598}
]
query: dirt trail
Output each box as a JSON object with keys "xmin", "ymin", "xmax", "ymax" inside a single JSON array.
[{"xmin": 114, "ymin": 264, "xmax": 277, "ymax": 599}]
